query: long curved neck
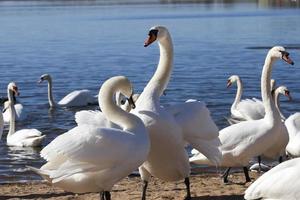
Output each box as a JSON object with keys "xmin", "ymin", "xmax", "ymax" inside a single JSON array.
[
  {"xmin": 47, "ymin": 78, "xmax": 56, "ymax": 107},
  {"xmin": 261, "ymin": 55, "xmax": 280, "ymax": 121},
  {"xmin": 231, "ymin": 78, "xmax": 243, "ymax": 112},
  {"xmin": 274, "ymin": 90, "xmax": 285, "ymax": 120},
  {"xmin": 7, "ymin": 89, "xmax": 16, "ymax": 138},
  {"xmin": 99, "ymin": 82, "xmax": 141, "ymax": 131},
  {"xmin": 144, "ymin": 34, "xmax": 173, "ymax": 97}
]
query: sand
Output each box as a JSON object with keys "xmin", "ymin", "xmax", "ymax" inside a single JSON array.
[{"xmin": 0, "ymin": 171, "xmax": 260, "ymax": 200}]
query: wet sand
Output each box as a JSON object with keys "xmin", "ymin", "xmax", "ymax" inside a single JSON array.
[{"xmin": 0, "ymin": 171, "xmax": 260, "ymax": 200}]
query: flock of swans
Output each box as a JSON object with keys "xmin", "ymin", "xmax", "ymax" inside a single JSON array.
[{"xmin": 0, "ymin": 25, "xmax": 299, "ymax": 200}]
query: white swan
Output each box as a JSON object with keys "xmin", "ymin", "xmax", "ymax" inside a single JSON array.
[
  {"xmin": 226, "ymin": 76, "xmax": 283, "ymax": 124},
  {"xmin": 6, "ymin": 82, "xmax": 45, "ymax": 147},
  {"xmin": 132, "ymin": 26, "xmax": 221, "ymax": 200},
  {"xmin": 2, "ymin": 92, "xmax": 27, "ymax": 123},
  {"xmin": 285, "ymin": 113, "xmax": 300, "ymax": 157},
  {"xmin": 189, "ymin": 46, "xmax": 294, "ymax": 183},
  {"xmin": 244, "ymin": 157, "xmax": 300, "ymax": 200},
  {"xmin": 38, "ymin": 74, "xmax": 98, "ymax": 107},
  {"xmin": 29, "ymin": 76, "xmax": 150, "ymax": 199}
]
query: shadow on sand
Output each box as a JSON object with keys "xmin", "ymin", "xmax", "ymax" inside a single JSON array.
[{"xmin": 192, "ymin": 194, "xmax": 244, "ymax": 200}]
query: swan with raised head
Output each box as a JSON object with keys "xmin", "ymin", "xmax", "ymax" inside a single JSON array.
[
  {"xmin": 6, "ymin": 82, "xmax": 45, "ymax": 147},
  {"xmin": 132, "ymin": 26, "xmax": 221, "ymax": 200},
  {"xmin": 244, "ymin": 157, "xmax": 300, "ymax": 200},
  {"xmin": 189, "ymin": 46, "xmax": 294, "ymax": 183},
  {"xmin": 38, "ymin": 74, "xmax": 97, "ymax": 107},
  {"xmin": 285, "ymin": 113, "xmax": 300, "ymax": 157},
  {"xmin": 29, "ymin": 76, "xmax": 150, "ymax": 200}
]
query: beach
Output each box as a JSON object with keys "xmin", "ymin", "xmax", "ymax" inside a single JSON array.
[{"xmin": 0, "ymin": 171, "xmax": 260, "ymax": 200}]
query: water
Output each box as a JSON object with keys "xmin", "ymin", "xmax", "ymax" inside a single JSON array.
[{"xmin": 0, "ymin": 1, "xmax": 300, "ymax": 183}]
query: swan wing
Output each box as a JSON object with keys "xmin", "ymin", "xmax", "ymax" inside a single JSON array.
[
  {"xmin": 244, "ymin": 158, "xmax": 300, "ymax": 200},
  {"xmin": 58, "ymin": 89, "xmax": 97, "ymax": 107},
  {"xmin": 75, "ymin": 110, "xmax": 121, "ymax": 129},
  {"xmin": 41, "ymin": 124, "xmax": 141, "ymax": 167}
]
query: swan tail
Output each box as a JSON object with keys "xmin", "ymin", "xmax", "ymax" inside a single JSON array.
[
  {"xmin": 189, "ymin": 138, "xmax": 222, "ymax": 166},
  {"xmin": 28, "ymin": 135, "xmax": 46, "ymax": 147},
  {"xmin": 27, "ymin": 166, "xmax": 51, "ymax": 182}
]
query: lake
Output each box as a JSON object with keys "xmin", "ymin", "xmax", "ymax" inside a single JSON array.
[{"xmin": 0, "ymin": 0, "xmax": 299, "ymax": 183}]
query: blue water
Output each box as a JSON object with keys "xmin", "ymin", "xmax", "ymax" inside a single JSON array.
[{"xmin": 0, "ymin": 1, "xmax": 300, "ymax": 183}]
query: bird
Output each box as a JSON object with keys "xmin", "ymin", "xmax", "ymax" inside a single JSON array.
[
  {"xmin": 38, "ymin": 74, "xmax": 98, "ymax": 107},
  {"xmin": 189, "ymin": 46, "xmax": 294, "ymax": 183},
  {"xmin": 5, "ymin": 82, "xmax": 45, "ymax": 147},
  {"xmin": 29, "ymin": 76, "xmax": 150, "ymax": 200}
]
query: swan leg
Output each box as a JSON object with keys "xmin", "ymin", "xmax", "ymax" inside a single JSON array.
[
  {"xmin": 222, "ymin": 167, "xmax": 231, "ymax": 183},
  {"xmin": 258, "ymin": 156, "xmax": 262, "ymax": 173},
  {"xmin": 100, "ymin": 192, "xmax": 105, "ymax": 200},
  {"xmin": 243, "ymin": 167, "xmax": 251, "ymax": 182},
  {"xmin": 141, "ymin": 180, "xmax": 148, "ymax": 200},
  {"xmin": 184, "ymin": 177, "xmax": 191, "ymax": 200},
  {"xmin": 104, "ymin": 191, "xmax": 111, "ymax": 200}
]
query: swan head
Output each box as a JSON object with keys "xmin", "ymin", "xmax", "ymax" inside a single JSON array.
[
  {"xmin": 276, "ymin": 86, "xmax": 292, "ymax": 101},
  {"xmin": 38, "ymin": 74, "xmax": 51, "ymax": 83},
  {"xmin": 144, "ymin": 26, "xmax": 169, "ymax": 47},
  {"xmin": 269, "ymin": 46, "xmax": 294, "ymax": 65},
  {"xmin": 227, "ymin": 75, "xmax": 240, "ymax": 88},
  {"xmin": 7, "ymin": 82, "xmax": 19, "ymax": 96}
]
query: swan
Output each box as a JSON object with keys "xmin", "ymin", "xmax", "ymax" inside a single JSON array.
[
  {"xmin": 6, "ymin": 82, "xmax": 45, "ymax": 147},
  {"xmin": 189, "ymin": 46, "xmax": 294, "ymax": 183},
  {"xmin": 2, "ymin": 91, "xmax": 26, "ymax": 123},
  {"xmin": 285, "ymin": 113, "xmax": 300, "ymax": 157},
  {"xmin": 38, "ymin": 74, "xmax": 98, "ymax": 107},
  {"xmin": 29, "ymin": 76, "xmax": 150, "ymax": 200},
  {"xmin": 226, "ymin": 76, "xmax": 283, "ymax": 124},
  {"xmin": 244, "ymin": 157, "xmax": 300, "ymax": 200},
  {"xmin": 132, "ymin": 26, "xmax": 221, "ymax": 200}
]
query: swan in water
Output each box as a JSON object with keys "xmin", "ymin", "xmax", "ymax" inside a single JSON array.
[
  {"xmin": 2, "ymin": 91, "xmax": 27, "ymax": 123},
  {"xmin": 6, "ymin": 82, "xmax": 45, "ymax": 147},
  {"xmin": 244, "ymin": 157, "xmax": 300, "ymax": 200},
  {"xmin": 189, "ymin": 46, "xmax": 294, "ymax": 183},
  {"xmin": 38, "ymin": 74, "xmax": 98, "ymax": 107},
  {"xmin": 29, "ymin": 76, "xmax": 150, "ymax": 200},
  {"xmin": 285, "ymin": 113, "xmax": 300, "ymax": 157},
  {"xmin": 131, "ymin": 26, "xmax": 221, "ymax": 200},
  {"xmin": 226, "ymin": 76, "xmax": 284, "ymax": 124}
]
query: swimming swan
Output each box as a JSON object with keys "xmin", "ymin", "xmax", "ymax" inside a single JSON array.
[
  {"xmin": 189, "ymin": 46, "xmax": 294, "ymax": 183},
  {"xmin": 29, "ymin": 76, "xmax": 150, "ymax": 200},
  {"xmin": 38, "ymin": 74, "xmax": 97, "ymax": 107},
  {"xmin": 6, "ymin": 82, "xmax": 45, "ymax": 147}
]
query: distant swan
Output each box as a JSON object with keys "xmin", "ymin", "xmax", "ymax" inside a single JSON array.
[
  {"xmin": 6, "ymin": 82, "xmax": 45, "ymax": 147},
  {"xmin": 29, "ymin": 76, "xmax": 150, "ymax": 200},
  {"xmin": 38, "ymin": 74, "xmax": 97, "ymax": 107},
  {"xmin": 189, "ymin": 46, "xmax": 293, "ymax": 183},
  {"xmin": 244, "ymin": 157, "xmax": 300, "ymax": 200},
  {"xmin": 226, "ymin": 76, "xmax": 281, "ymax": 124}
]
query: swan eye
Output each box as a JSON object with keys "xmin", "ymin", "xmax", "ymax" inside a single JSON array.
[
  {"xmin": 148, "ymin": 29, "xmax": 158, "ymax": 37},
  {"xmin": 120, "ymin": 99, "xmax": 126, "ymax": 105}
]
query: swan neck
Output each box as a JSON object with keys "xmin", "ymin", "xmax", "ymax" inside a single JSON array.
[
  {"xmin": 146, "ymin": 34, "xmax": 173, "ymax": 96},
  {"xmin": 261, "ymin": 56, "xmax": 279, "ymax": 120},
  {"xmin": 274, "ymin": 90, "xmax": 285, "ymax": 120},
  {"xmin": 7, "ymin": 89, "xmax": 15, "ymax": 138},
  {"xmin": 231, "ymin": 78, "xmax": 243, "ymax": 112},
  {"xmin": 47, "ymin": 78, "xmax": 56, "ymax": 107},
  {"xmin": 99, "ymin": 81, "xmax": 140, "ymax": 131}
]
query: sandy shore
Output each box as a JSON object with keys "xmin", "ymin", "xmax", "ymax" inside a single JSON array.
[{"xmin": 0, "ymin": 170, "xmax": 260, "ymax": 200}]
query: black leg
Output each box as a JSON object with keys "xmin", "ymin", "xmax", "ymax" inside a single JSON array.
[
  {"xmin": 184, "ymin": 177, "xmax": 191, "ymax": 200},
  {"xmin": 104, "ymin": 191, "xmax": 111, "ymax": 200},
  {"xmin": 279, "ymin": 156, "xmax": 283, "ymax": 163},
  {"xmin": 258, "ymin": 156, "xmax": 262, "ymax": 173},
  {"xmin": 222, "ymin": 167, "xmax": 231, "ymax": 183},
  {"xmin": 100, "ymin": 192, "xmax": 105, "ymax": 200},
  {"xmin": 141, "ymin": 180, "xmax": 148, "ymax": 200},
  {"xmin": 243, "ymin": 167, "xmax": 251, "ymax": 182}
]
